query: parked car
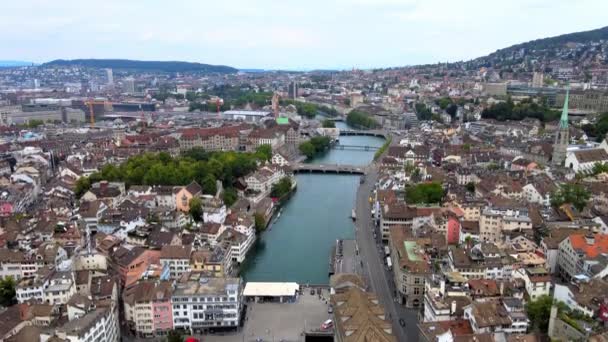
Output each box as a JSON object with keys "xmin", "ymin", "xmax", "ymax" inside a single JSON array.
[
  {"xmin": 328, "ymin": 305, "xmax": 333, "ymax": 314},
  {"xmin": 399, "ymin": 318, "xmax": 406, "ymax": 327},
  {"xmin": 321, "ymin": 319, "xmax": 334, "ymax": 330},
  {"xmin": 310, "ymin": 288, "xmax": 315, "ymax": 295}
]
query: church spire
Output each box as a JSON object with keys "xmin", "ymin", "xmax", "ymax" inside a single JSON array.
[{"xmin": 559, "ymin": 86, "xmax": 569, "ymax": 128}]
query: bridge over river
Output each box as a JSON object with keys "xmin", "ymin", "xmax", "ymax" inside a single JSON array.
[{"xmin": 292, "ymin": 163, "xmax": 367, "ymax": 175}]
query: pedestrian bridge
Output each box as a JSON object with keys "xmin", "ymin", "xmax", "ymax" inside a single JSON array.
[
  {"xmin": 331, "ymin": 144, "xmax": 379, "ymax": 151},
  {"xmin": 292, "ymin": 163, "xmax": 367, "ymax": 175},
  {"xmin": 339, "ymin": 129, "xmax": 388, "ymax": 138}
]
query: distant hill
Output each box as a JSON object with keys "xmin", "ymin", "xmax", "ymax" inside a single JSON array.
[
  {"xmin": 42, "ymin": 59, "xmax": 237, "ymax": 73},
  {"xmin": 470, "ymin": 26, "xmax": 608, "ymax": 70},
  {"xmin": 490, "ymin": 26, "xmax": 608, "ymax": 58},
  {"xmin": 0, "ymin": 60, "xmax": 33, "ymax": 68}
]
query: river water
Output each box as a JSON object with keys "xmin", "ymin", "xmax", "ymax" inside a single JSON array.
[{"xmin": 240, "ymin": 122, "xmax": 385, "ymax": 284}]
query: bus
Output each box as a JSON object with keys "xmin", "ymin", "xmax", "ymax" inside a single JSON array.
[
  {"xmin": 386, "ymin": 257, "xmax": 392, "ymax": 270},
  {"xmin": 384, "ymin": 246, "xmax": 390, "ymax": 257}
]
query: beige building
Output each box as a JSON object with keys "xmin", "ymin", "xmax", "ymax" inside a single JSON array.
[
  {"xmin": 389, "ymin": 226, "xmax": 430, "ymax": 308},
  {"xmin": 556, "ymin": 89, "xmax": 608, "ymax": 113},
  {"xmin": 178, "ymin": 126, "xmax": 242, "ymax": 152}
]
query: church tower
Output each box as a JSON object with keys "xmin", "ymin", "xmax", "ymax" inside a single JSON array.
[{"xmin": 552, "ymin": 87, "xmax": 570, "ymax": 166}]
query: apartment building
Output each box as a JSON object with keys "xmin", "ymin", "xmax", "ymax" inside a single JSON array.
[
  {"xmin": 448, "ymin": 243, "xmax": 513, "ymax": 280},
  {"xmin": 389, "ymin": 226, "xmax": 430, "ymax": 308},
  {"xmin": 171, "ymin": 276, "xmax": 242, "ymax": 333},
  {"xmin": 479, "ymin": 207, "xmax": 532, "ymax": 243},
  {"xmin": 178, "ymin": 126, "xmax": 242, "ymax": 152},
  {"xmin": 160, "ymin": 245, "xmax": 192, "ymax": 280},
  {"xmin": 557, "ymin": 233, "xmax": 608, "ymax": 280},
  {"xmin": 124, "ymin": 281, "xmax": 174, "ymax": 337}
]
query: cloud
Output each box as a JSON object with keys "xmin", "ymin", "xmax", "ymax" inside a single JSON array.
[{"xmin": 1, "ymin": 0, "xmax": 607, "ymax": 69}]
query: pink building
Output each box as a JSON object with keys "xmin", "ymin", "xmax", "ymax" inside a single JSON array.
[
  {"xmin": 446, "ymin": 209, "xmax": 463, "ymax": 245},
  {"xmin": 0, "ymin": 202, "xmax": 13, "ymax": 217},
  {"xmin": 152, "ymin": 282, "xmax": 174, "ymax": 335}
]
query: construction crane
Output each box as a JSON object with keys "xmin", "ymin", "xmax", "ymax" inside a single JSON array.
[
  {"xmin": 216, "ymin": 98, "xmax": 223, "ymax": 119},
  {"xmin": 85, "ymin": 99, "xmax": 112, "ymax": 128}
]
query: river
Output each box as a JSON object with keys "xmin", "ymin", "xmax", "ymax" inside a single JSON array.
[{"xmin": 240, "ymin": 121, "xmax": 385, "ymax": 284}]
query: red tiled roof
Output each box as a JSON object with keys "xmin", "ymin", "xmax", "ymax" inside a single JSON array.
[{"xmin": 569, "ymin": 234, "xmax": 608, "ymax": 258}]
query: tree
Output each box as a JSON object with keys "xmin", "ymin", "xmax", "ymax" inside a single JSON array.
[
  {"xmin": 415, "ymin": 103, "xmax": 432, "ymax": 121},
  {"xmin": 255, "ymin": 144, "xmax": 272, "ymax": 162},
  {"xmin": 343, "ymin": 98, "xmax": 351, "ymax": 106},
  {"xmin": 526, "ymin": 295, "xmax": 553, "ymax": 332},
  {"xmin": 166, "ymin": 330, "xmax": 184, "ymax": 342},
  {"xmin": 551, "ymin": 183, "xmax": 591, "ymax": 212},
  {"xmin": 27, "ymin": 119, "xmax": 44, "ymax": 128},
  {"xmin": 405, "ymin": 182, "xmax": 444, "ymax": 204},
  {"xmin": 446, "ymin": 104, "xmax": 458, "ymax": 118},
  {"xmin": 465, "ymin": 182, "xmax": 475, "ymax": 193},
  {"xmin": 201, "ymin": 175, "xmax": 217, "ymax": 195},
  {"xmin": 189, "ymin": 197, "xmax": 203, "ymax": 222},
  {"xmin": 254, "ymin": 212, "xmax": 266, "ymax": 232},
  {"xmin": 222, "ymin": 187, "xmax": 238, "ymax": 207},
  {"xmin": 436, "ymin": 97, "xmax": 452, "ymax": 110},
  {"xmin": 322, "ymin": 119, "xmax": 336, "ymax": 128},
  {"xmin": 75, "ymin": 177, "xmax": 91, "ymax": 198},
  {"xmin": 299, "ymin": 141, "xmax": 316, "ymax": 159},
  {"xmin": 270, "ymin": 177, "xmax": 292, "ymax": 198},
  {"xmin": 0, "ymin": 276, "xmax": 15, "ymax": 307},
  {"xmin": 346, "ymin": 110, "xmax": 380, "ymax": 129}
]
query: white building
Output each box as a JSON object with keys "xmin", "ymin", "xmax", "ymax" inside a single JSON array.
[
  {"xmin": 512, "ymin": 267, "xmax": 551, "ymax": 300},
  {"xmin": 565, "ymin": 148, "xmax": 608, "ymax": 173},
  {"xmin": 160, "ymin": 245, "xmax": 192, "ymax": 280},
  {"xmin": 271, "ymin": 153, "xmax": 290, "ymax": 167},
  {"xmin": 171, "ymin": 277, "xmax": 242, "ymax": 333},
  {"xmin": 43, "ymin": 271, "xmax": 77, "ymax": 305},
  {"xmin": 52, "ymin": 306, "xmax": 119, "ymax": 342}
]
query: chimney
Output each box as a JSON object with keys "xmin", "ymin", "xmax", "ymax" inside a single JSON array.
[
  {"xmin": 450, "ymin": 300, "xmax": 457, "ymax": 315},
  {"xmin": 585, "ymin": 233, "xmax": 595, "ymax": 246},
  {"xmin": 440, "ymin": 279, "xmax": 446, "ymax": 296},
  {"xmin": 499, "ymin": 281, "xmax": 505, "ymax": 296}
]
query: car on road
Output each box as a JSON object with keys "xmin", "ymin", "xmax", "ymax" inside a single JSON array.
[
  {"xmin": 328, "ymin": 305, "xmax": 334, "ymax": 314},
  {"xmin": 310, "ymin": 288, "xmax": 315, "ymax": 295},
  {"xmin": 399, "ymin": 318, "xmax": 406, "ymax": 327},
  {"xmin": 321, "ymin": 319, "xmax": 334, "ymax": 330}
]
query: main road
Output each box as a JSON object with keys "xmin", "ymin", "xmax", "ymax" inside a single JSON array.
[{"xmin": 354, "ymin": 138, "xmax": 420, "ymax": 341}]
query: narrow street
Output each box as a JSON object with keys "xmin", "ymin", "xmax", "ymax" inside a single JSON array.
[{"xmin": 354, "ymin": 138, "xmax": 420, "ymax": 341}]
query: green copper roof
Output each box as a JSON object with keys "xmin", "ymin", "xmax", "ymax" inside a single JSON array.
[
  {"xmin": 276, "ymin": 117, "xmax": 289, "ymax": 125},
  {"xmin": 404, "ymin": 241, "xmax": 421, "ymax": 261},
  {"xmin": 560, "ymin": 86, "xmax": 569, "ymax": 128}
]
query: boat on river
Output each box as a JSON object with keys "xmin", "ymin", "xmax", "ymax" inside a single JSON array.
[{"xmin": 351, "ymin": 208, "xmax": 356, "ymax": 220}]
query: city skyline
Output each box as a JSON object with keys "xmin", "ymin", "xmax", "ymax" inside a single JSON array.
[{"xmin": 2, "ymin": 0, "xmax": 608, "ymax": 70}]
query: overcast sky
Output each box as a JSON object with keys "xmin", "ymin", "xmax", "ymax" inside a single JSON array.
[{"xmin": 2, "ymin": 0, "xmax": 607, "ymax": 70}]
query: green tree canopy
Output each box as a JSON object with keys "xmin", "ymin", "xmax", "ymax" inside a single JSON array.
[
  {"xmin": 222, "ymin": 187, "xmax": 238, "ymax": 207},
  {"xmin": 255, "ymin": 144, "xmax": 272, "ymax": 162},
  {"xmin": 166, "ymin": 330, "xmax": 184, "ymax": 342},
  {"xmin": 415, "ymin": 103, "xmax": 433, "ymax": 121},
  {"xmin": 254, "ymin": 212, "xmax": 266, "ymax": 232},
  {"xmin": 0, "ymin": 276, "xmax": 16, "ymax": 307},
  {"xmin": 405, "ymin": 182, "xmax": 444, "ymax": 204},
  {"xmin": 270, "ymin": 177, "xmax": 293, "ymax": 198},
  {"xmin": 322, "ymin": 119, "xmax": 336, "ymax": 128},
  {"xmin": 481, "ymin": 98, "xmax": 560, "ymax": 122},
  {"xmin": 189, "ymin": 197, "xmax": 203, "ymax": 222},
  {"xmin": 550, "ymin": 183, "xmax": 591, "ymax": 212},
  {"xmin": 525, "ymin": 295, "xmax": 553, "ymax": 332},
  {"xmin": 346, "ymin": 110, "xmax": 380, "ymax": 129},
  {"xmin": 299, "ymin": 136, "xmax": 331, "ymax": 159},
  {"xmin": 75, "ymin": 150, "xmax": 264, "ymax": 199}
]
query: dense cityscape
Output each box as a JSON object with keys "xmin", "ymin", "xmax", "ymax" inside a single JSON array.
[{"xmin": 1, "ymin": 15, "xmax": 608, "ymax": 342}]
